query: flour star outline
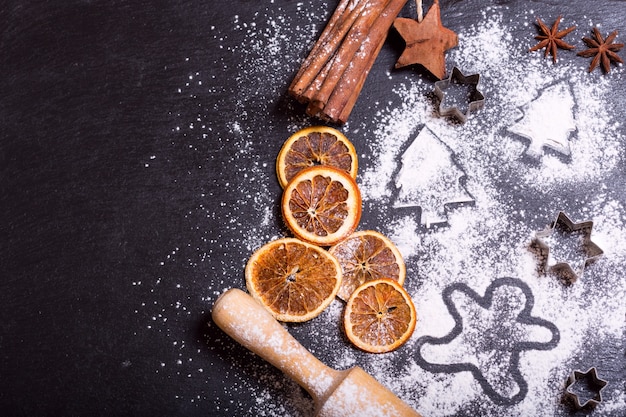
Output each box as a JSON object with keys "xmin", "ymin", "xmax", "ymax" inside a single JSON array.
[
  {"xmin": 414, "ymin": 277, "xmax": 560, "ymax": 405},
  {"xmin": 393, "ymin": 0, "xmax": 458, "ymax": 79}
]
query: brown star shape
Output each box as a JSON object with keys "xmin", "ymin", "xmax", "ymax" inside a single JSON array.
[
  {"xmin": 577, "ymin": 28, "xmax": 624, "ymax": 73},
  {"xmin": 529, "ymin": 16, "xmax": 576, "ymax": 63},
  {"xmin": 393, "ymin": 0, "xmax": 458, "ymax": 80}
]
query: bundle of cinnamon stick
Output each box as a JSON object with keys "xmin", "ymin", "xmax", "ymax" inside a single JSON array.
[{"xmin": 288, "ymin": 0, "xmax": 408, "ymax": 124}]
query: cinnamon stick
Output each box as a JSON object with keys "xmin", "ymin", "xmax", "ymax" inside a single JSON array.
[
  {"xmin": 289, "ymin": 0, "xmax": 368, "ymax": 97},
  {"xmin": 288, "ymin": 0, "xmax": 352, "ymax": 91},
  {"xmin": 336, "ymin": 36, "xmax": 386, "ymax": 123},
  {"xmin": 289, "ymin": 0, "xmax": 408, "ymax": 123},
  {"xmin": 325, "ymin": 0, "xmax": 408, "ymax": 123},
  {"xmin": 299, "ymin": 45, "xmax": 336, "ymax": 103},
  {"xmin": 298, "ymin": 0, "xmax": 371, "ymax": 104},
  {"xmin": 309, "ymin": 0, "xmax": 392, "ymax": 110}
]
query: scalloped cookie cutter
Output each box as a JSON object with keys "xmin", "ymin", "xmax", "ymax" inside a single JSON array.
[
  {"xmin": 564, "ymin": 367, "xmax": 608, "ymax": 409},
  {"xmin": 434, "ymin": 66, "xmax": 485, "ymax": 123}
]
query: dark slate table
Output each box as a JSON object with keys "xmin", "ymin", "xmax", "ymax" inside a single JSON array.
[{"xmin": 1, "ymin": 1, "xmax": 624, "ymax": 416}]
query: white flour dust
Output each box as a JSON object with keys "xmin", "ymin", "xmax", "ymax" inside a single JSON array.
[
  {"xmin": 352, "ymin": 8, "xmax": 626, "ymax": 417},
  {"xmin": 138, "ymin": 3, "xmax": 625, "ymax": 416}
]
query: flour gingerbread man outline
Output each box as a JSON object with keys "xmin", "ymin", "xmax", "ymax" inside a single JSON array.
[{"xmin": 414, "ymin": 277, "xmax": 560, "ymax": 405}]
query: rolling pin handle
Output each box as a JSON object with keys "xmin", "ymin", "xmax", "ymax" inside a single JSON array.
[{"xmin": 211, "ymin": 288, "xmax": 342, "ymax": 405}]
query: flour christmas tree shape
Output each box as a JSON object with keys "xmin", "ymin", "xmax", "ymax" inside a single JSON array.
[
  {"xmin": 507, "ymin": 81, "xmax": 576, "ymax": 159},
  {"xmin": 392, "ymin": 126, "xmax": 473, "ymax": 227}
]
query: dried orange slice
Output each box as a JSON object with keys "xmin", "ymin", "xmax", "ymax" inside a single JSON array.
[
  {"xmin": 329, "ymin": 230, "xmax": 406, "ymax": 301},
  {"xmin": 276, "ymin": 126, "xmax": 358, "ymax": 189},
  {"xmin": 344, "ymin": 278, "xmax": 417, "ymax": 353},
  {"xmin": 245, "ymin": 238, "xmax": 342, "ymax": 322},
  {"xmin": 281, "ymin": 165, "xmax": 362, "ymax": 247}
]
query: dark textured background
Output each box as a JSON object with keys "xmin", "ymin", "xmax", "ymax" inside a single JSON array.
[{"xmin": 1, "ymin": 1, "xmax": 624, "ymax": 416}]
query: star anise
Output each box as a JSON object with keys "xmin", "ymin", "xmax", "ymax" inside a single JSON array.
[
  {"xmin": 529, "ymin": 16, "xmax": 576, "ymax": 63},
  {"xmin": 577, "ymin": 28, "xmax": 624, "ymax": 73}
]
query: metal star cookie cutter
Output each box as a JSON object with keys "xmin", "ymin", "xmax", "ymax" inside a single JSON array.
[
  {"xmin": 434, "ymin": 66, "xmax": 485, "ymax": 123},
  {"xmin": 530, "ymin": 211, "xmax": 603, "ymax": 285},
  {"xmin": 564, "ymin": 367, "xmax": 608, "ymax": 409}
]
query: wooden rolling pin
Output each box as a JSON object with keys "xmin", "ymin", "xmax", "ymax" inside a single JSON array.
[{"xmin": 212, "ymin": 288, "xmax": 422, "ymax": 417}]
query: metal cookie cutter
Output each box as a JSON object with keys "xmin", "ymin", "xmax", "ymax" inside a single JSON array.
[
  {"xmin": 564, "ymin": 367, "xmax": 608, "ymax": 409},
  {"xmin": 530, "ymin": 211, "xmax": 603, "ymax": 285},
  {"xmin": 434, "ymin": 66, "xmax": 485, "ymax": 123}
]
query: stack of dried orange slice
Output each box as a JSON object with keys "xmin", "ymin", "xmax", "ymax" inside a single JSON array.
[
  {"xmin": 244, "ymin": 126, "xmax": 417, "ymax": 353},
  {"xmin": 329, "ymin": 230, "xmax": 406, "ymax": 301},
  {"xmin": 329, "ymin": 229, "xmax": 415, "ymax": 353},
  {"xmin": 277, "ymin": 126, "xmax": 362, "ymax": 247}
]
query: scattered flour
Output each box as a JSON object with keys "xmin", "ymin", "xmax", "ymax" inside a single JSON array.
[
  {"xmin": 350, "ymin": 8, "xmax": 626, "ymax": 417},
  {"xmin": 140, "ymin": 3, "xmax": 625, "ymax": 416}
]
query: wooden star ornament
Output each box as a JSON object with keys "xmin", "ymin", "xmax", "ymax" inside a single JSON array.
[{"xmin": 393, "ymin": 0, "xmax": 458, "ymax": 79}]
